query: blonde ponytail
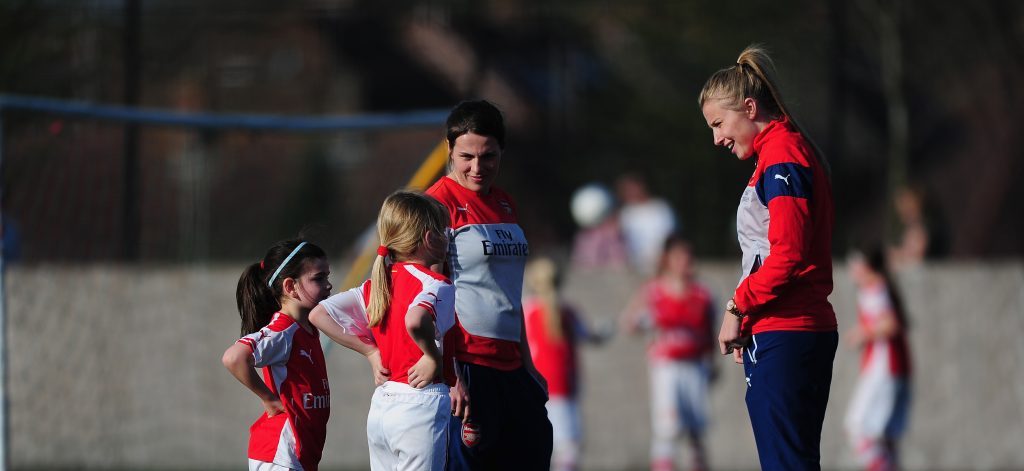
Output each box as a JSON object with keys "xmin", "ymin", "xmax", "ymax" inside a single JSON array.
[
  {"xmin": 525, "ymin": 257, "xmax": 564, "ymax": 341},
  {"xmin": 700, "ymin": 44, "xmax": 831, "ymax": 176},
  {"xmin": 367, "ymin": 249, "xmax": 392, "ymax": 328},
  {"xmin": 366, "ymin": 191, "xmax": 451, "ymax": 328}
]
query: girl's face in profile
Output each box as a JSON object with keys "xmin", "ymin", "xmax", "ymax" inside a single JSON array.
[
  {"xmin": 701, "ymin": 97, "xmax": 761, "ymax": 160},
  {"xmin": 424, "ymin": 229, "xmax": 449, "ymax": 265},
  {"xmin": 293, "ymin": 257, "xmax": 332, "ymax": 308}
]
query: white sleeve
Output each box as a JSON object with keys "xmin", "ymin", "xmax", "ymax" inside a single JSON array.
[
  {"xmin": 238, "ymin": 324, "xmax": 294, "ymax": 368},
  {"xmin": 318, "ymin": 281, "xmax": 375, "ymax": 345}
]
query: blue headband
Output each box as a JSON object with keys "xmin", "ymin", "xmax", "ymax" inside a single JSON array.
[{"xmin": 268, "ymin": 241, "xmax": 307, "ymax": 287}]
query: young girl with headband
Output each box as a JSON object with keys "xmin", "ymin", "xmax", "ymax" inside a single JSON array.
[
  {"xmin": 222, "ymin": 239, "xmax": 334, "ymax": 471},
  {"xmin": 310, "ymin": 190, "xmax": 458, "ymax": 471}
]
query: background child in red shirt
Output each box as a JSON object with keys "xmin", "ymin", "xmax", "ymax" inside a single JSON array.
[{"xmin": 621, "ymin": 236, "xmax": 716, "ymax": 471}]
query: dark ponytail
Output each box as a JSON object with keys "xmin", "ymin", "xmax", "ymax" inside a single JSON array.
[
  {"xmin": 235, "ymin": 239, "xmax": 327, "ymax": 335},
  {"xmin": 862, "ymin": 244, "xmax": 910, "ymax": 330}
]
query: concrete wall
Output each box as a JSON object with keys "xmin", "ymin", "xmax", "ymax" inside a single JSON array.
[{"xmin": 6, "ymin": 261, "xmax": 1023, "ymax": 470}]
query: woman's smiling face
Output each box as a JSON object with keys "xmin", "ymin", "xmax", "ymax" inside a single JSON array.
[
  {"xmin": 701, "ymin": 97, "xmax": 762, "ymax": 160},
  {"xmin": 448, "ymin": 132, "xmax": 502, "ymax": 193}
]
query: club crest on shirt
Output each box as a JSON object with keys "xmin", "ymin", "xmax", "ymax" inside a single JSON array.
[
  {"xmin": 498, "ymin": 200, "xmax": 513, "ymax": 215},
  {"xmin": 461, "ymin": 421, "xmax": 482, "ymax": 447}
]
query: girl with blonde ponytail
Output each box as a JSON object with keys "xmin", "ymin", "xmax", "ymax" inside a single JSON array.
[
  {"xmin": 311, "ymin": 190, "xmax": 458, "ymax": 471},
  {"xmin": 700, "ymin": 45, "xmax": 839, "ymax": 471},
  {"xmin": 522, "ymin": 257, "xmax": 608, "ymax": 471}
]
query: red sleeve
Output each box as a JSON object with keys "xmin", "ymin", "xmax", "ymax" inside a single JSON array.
[{"xmin": 733, "ymin": 151, "xmax": 815, "ymax": 318}]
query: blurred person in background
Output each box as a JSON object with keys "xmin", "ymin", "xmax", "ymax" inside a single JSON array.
[
  {"xmin": 844, "ymin": 245, "xmax": 912, "ymax": 471},
  {"xmin": 616, "ymin": 173, "xmax": 678, "ymax": 275},
  {"xmin": 425, "ymin": 100, "xmax": 553, "ymax": 471},
  {"xmin": 523, "ymin": 256, "xmax": 611, "ymax": 471},
  {"xmin": 570, "ymin": 212, "xmax": 629, "ymax": 271},
  {"xmin": 569, "ymin": 182, "xmax": 629, "ymax": 272},
  {"xmin": 699, "ymin": 44, "xmax": 838, "ymax": 471},
  {"xmin": 888, "ymin": 185, "xmax": 948, "ymax": 272},
  {"xmin": 620, "ymin": 235, "xmax": 716, "ymax": 471}
]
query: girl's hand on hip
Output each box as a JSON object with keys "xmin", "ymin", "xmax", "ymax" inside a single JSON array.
[
  {"xmin": 263, "ymin": 398, "xmax": 286, "ymax": 417},
  {"xmin": 365, "ymin": 349, "xmax": 391, "ymax": 386},
  {"xmin": 407, "ymin": 354, "xmax": 441, "ymax": 389}
]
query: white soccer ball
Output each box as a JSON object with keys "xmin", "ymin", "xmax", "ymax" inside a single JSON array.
[{"xmin": 570, "ymin": 183, "xmax": 615, "ymax": 228}]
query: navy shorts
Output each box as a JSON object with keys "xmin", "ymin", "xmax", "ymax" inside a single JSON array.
[
  {"xmin": 445, "ymin": 362, "xmax": 553, "ymax": 471},
  {"xmin": 743, "ymin": 331, "xmax": 838, "ymax": 471}
]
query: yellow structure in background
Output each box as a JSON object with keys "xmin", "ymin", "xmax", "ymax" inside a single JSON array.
[{"xmin": 339, "ymin": 140, "xmax": 448, "ymax": 290}]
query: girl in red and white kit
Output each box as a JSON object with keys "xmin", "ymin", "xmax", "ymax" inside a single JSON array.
[
  {"xmin": 523, "ymin": 256, "xmax": 610, "ymax": 471},
  {"xmin": 222, "ymin": 239, "xmax": 334, "ymax": 471},
  {"xmin": 621, "ymin": 235, "xmax": 717, "ymax": 471},
  {"xmin": 311, "ymin": 190, "xmax": 458, "ymax": 471},
  {"xmin": 844, "ymin": 245, "xmax": 912, "ymax": 471}
]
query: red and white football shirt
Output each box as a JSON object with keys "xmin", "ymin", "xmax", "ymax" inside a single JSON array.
[
  {"xmin": 644, "ymin": 280, "xmax": 715, "ymax": 361},
  {"xmin": 370, "ymin": 262, "xmax": 457, "ymax": 385},
  {"xmin": 523, "ymin": 298, "xmax": 582, "ymax": 398},
  {"xmin": 236, "ymin": 313, "xmax": 330, "ymax": 471},
  {"xmin": 427, "ymin": 176, "xmax": 529, "ymax": 371},
  {"xmin": 857, "ymin": 283, "xmax": 911, "ymax": 377}
]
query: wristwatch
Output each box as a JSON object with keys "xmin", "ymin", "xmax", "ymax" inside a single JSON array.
[{"xmin": 725, "ymin": 298, "xmax": 746, "ymax": 319}]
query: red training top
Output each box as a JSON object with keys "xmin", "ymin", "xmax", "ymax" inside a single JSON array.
[{"xmin": 733, "ymin": 117, "xmax": 837, "ymax": 334}]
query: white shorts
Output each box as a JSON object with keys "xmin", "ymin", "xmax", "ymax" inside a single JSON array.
[
  {"xmin": 367, "ymin": 381, "xmax": 451, "ymax": 471},
  {"xmin": 546, "ymin": 396, "xmax": 582, "ymax": 443},
  {"xmin": 547, "ymin": 397, "xmax": 582, "ymax": 470},
  {"xmin": 649, "ymin": 359, "xmax": 709, "ymax": 438},
  {"xmin": 248, "ymin": 459, "xmax": 297, "ymax": 471},
  {"xmin": 845, "ymin": 365, "xmax": 911, "ymax": 440}
]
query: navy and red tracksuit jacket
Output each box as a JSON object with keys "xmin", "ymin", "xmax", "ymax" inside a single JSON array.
[{"xmin": 733, "ymin": 117, "xmax": 837, "ymax": 335}]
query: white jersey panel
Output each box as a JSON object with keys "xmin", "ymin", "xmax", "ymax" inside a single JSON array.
[
  {"xmin": 273, "ymin": 417, "xmax": 302, "ymax": 470},
  {"xmin": 243, "ymin": 320, "xmax": 298, "ymax": 369},
  {"xmin": 448, "ymin": 222, "xmax": 528, "ymax": 342},
  {"xmin": 736, "ymin": 184, "xmax": 770, "ymax": 286}
]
